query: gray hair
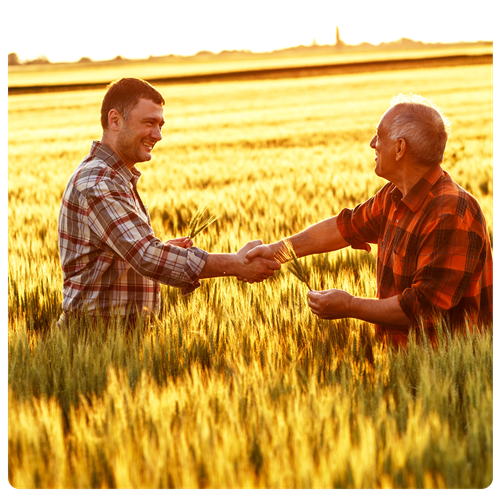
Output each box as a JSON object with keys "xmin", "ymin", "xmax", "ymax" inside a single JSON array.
[{"xmin": 387, "ymin": 93, "xmax": 452, "ymax": 167}]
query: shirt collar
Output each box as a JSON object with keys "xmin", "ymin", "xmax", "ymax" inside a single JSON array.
[
  {"xmin": 390, "ymin": 166, "xmax": 444, "ymax": 213},
  {"xmin": 90, "ymin": 140, "xmax": 142, "ymax": 185}
]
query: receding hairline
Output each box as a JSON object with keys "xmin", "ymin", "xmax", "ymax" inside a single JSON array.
[
  {"xmin": 389, "ymin": 93, "xmax": 452, "ymax": 132},
  {"xmin": 376, "ymin": 106, "xmax": 401, "ymax": 134}
]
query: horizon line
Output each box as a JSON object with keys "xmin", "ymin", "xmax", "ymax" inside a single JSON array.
[{"xmin": 8, "ymin": 38, "xmax": 493, "ymax": 66}]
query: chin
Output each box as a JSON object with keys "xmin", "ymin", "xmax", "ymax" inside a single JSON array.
[{"xmin": 137, "ymin": 153, "xmax": 153, "ymax": 163}]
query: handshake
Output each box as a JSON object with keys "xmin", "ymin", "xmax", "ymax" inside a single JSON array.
[
  {"xmin": 166, "ymin": 233, "xmax": 361, "ymax": 323},
  {"xmin": 167, "ymin": 237, "xmax": 283, "ymax": 284},
  {"xmin": 238, "ymin": 239, "xmax": 282, "ymax": 283}
]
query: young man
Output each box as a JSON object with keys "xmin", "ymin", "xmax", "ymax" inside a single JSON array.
[
  {"xmin": 244, "ymin": 94, "xmax": 493, "ymax": 347},
  {"xmin": 58, "ymin": 78, "xmax": 280, "ymax": 324}
]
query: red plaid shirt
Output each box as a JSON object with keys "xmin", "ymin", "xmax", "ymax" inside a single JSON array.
[
  {"xmin": 58, "ymin": 141, "xmax": 208, "ymax": 317},
  {"xmin": 337, "ymin": 166, "xmax": 493, "ymax": 346}
]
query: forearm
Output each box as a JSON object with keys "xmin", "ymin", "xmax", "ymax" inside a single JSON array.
[
  {"xmin": 273, "ymin": 216, "xmax": 349, "ymax": 259},
  {"xmin": 198, "ymin": 253, "xmax": 239, "ymax": 279},
  {"xmin": 349, "ymin": 295, "xmax": 411, "ymax": 328},
  {"xmin": 199, "ymin": 243, "xmax": 280, "ymax": 282}
]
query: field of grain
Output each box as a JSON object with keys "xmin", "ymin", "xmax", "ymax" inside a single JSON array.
[
  {"xmin": 8, "ymin": 44, "xmax": 492, "ymax": 87},
  {"xmin": 8, "ymin": 61, "xmax": 493, "ymax": 489}
]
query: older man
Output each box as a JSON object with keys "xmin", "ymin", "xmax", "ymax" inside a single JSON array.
[
  {"xmin": 58, "ymin": 78, "xmax": 280, "ymax": 325},
  {"xmin": 245, "ymin": 94, "xmax": 493, "ymax": 347}
]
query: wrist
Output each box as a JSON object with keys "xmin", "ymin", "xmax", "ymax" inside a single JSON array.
[
  {"xmin": 227, "ymin": 253, "xmax": 242, "ymax": 277},
  {"xmin": 200, "ymin": 253, "xmax": 239, "ymax": 279},
  {"xmin": 346, "ymin": 293, "xmax": 357, "ymax": 319},
  {"xmin": 272, "ymin": 240, "xmax": 289, "ymax": 261}
]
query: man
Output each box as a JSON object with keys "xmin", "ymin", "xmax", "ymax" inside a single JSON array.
[
  {"xmin": 58, "ymin": 78, "xmax": 280, "ymax": 325},
  {"xmin": 245, "ymin": 94, "xmax": 493, "ymax": 347}
]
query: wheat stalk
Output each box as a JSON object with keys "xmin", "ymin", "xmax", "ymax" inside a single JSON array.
[
  {"xmin": 186, "ymin": 204, "xmax": 219, "ymax": 239},
  {"xmin": 276, "ymin": 239, "xmax": 313, "ymax": 291}
]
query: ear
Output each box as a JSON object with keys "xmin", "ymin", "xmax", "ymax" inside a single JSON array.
[
  {"xmin": 394, "ymin": 138, "xmax": 407, "ymax": 161},
  {"xmin": 107, "ymin": 109, "xmax": 122, "ymax": 131}
]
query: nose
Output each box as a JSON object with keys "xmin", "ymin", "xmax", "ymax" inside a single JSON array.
[
  {"xmin": 369, "ymin": 135, "xmax": 377, "ymax": 149},
  {"xmin": 152, "ymin": 125, "xmax": 163, "ymax": 141}
]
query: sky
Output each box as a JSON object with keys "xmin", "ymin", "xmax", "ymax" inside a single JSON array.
[{"xmin": 5, "ymin": 0, "xmax": 495, "ymax": 64}]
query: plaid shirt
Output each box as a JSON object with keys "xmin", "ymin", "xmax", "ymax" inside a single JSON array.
[
  {"xmin": 58, "ymin": 141, "xmax": 208, "ymax": 317},
  {"xmin": 337, "ymin": 166, "xmax": 493, "ymax": 346}
]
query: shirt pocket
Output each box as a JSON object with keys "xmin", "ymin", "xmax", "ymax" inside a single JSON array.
[{"xmin": 392, "ymin": 248, "xmax": 418, "ymax": 291}]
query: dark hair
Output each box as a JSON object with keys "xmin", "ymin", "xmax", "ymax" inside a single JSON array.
[{"xmin": 100, "ymin": 78, "xmax": 165, "ymax": 130}]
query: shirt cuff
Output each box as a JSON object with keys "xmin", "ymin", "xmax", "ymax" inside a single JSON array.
[
  {"xmin": 181, "ymin": 281, "xmax": 201, "ymax": 296},
  {"xmin": 398, "ymin": 287, "xmax": 425, "ymax": 325},
  {"xmin": 336, "ymin": 208, "xmax": 372, "ymax": 252},
  {"xmin": 181, "ymin": 246, "xmax": 208, "ymax": 295},
  {"xmin": 398, "ymin": 286, "xmax": 443, "ymax": 326}
]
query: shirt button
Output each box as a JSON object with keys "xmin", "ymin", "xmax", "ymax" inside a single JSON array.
[{"xmin": 395, "ymin": 219, "xmax": 399, "ymax": 223}]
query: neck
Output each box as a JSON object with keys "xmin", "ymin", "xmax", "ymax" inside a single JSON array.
[
  {"xmin": 391, "ymin": 161, "xmax": 432, "ymax": 197},
  {"xmin": 100, "ymin": 134, "xmax": 116, "ymax": 154},
  {"xmin": 100, "ymin": 134, "xmax": 135, "ymax": 171}
]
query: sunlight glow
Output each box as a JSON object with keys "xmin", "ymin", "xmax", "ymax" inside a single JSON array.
[{"xmin": 6, "ymin": 4, "xmax": 494, "ymax": 64}]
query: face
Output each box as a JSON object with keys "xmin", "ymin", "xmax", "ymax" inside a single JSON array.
[
  {"xmin": 369, "ymin": 107, "xmax": 398, "ymax": 180},
  {"xmin": 115, "ymin": 98, "xmax": 165, "ymax": 169}
]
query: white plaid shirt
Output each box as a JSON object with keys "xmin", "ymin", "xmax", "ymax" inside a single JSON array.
[{"xmin": 58, "ymin": 141, "xmax": 207, "ymax": 317}]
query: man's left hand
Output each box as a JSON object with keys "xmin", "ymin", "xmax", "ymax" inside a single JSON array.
[
  {"xmin": 167, "ymin": 237, "xmax": 194, "ymax": 249},
  {"xmin": 307, "ymin": 289, "xmax": 354, "ymax": 320}
]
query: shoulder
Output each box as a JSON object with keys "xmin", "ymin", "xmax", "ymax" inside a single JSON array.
[
  {"xmin": 70, "ymin": 155, "xmax": 121, "ymax": 194},
  {"xmin": 356, "ymin": 182, "xmax": 394, "ymax": 208},
  {"xmin": 427, "ymin": 171, "xmax": 483, "ymax": 220},
  {"xmin": 423, "ymin": 172, "xmax": 488, "ymax": 238}
]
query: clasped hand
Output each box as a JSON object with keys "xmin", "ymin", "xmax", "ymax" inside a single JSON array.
[
  {"xmin": 236, "ymin": 240, "xmax": 281, "ymax": 283},
  {"xmin": 168, "ymin": 237, "xmax": 280, "ymax": 283},
  {"xmin": 171, "ymin": 237, "xmax": 353, "ymax": 313}
]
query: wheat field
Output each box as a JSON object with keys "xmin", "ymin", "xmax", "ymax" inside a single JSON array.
[{"xmin": 8, "ymin": 62, "xmax": 493, "ymax": 489}]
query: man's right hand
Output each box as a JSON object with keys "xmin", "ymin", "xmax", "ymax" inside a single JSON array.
[
  {"xmin": 236, "ymin": 240, "xmax": 281, "ymax": 283},
  {"xmin": 243, "ymin": 242, "xmax": 282, "ymax": 266},
  {"xmin": 198, "ymin": 240, "xmax": 281, "ymax": 283}
]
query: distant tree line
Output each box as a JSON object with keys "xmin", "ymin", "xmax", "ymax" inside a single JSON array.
[
  {"xmin": 8, "ymin": 53, "xmax": 52, "ymax": 65},
  {"xmin": 8, "ymin": 53, "xmax": 96, "ymax": 65},
  {"xmin": 8, "ymin": 36, "xmax": 493, "ymax": 67}
]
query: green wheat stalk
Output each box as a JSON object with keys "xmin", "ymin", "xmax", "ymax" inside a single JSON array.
[
  {"xmin": 276, "ymin": 239, "xmax": 313, "ymax": 291},
  {"xmin": 186, "ymin": 204, "xmax": 219, "ymax": 239}
]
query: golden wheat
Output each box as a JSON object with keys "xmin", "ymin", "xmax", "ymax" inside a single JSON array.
[
  {"xmin": 8, "ymin": 61, "xmax": 493, "ymax": 489},
  {"xmin": 186, "ymin": 204, "xmax": 219, "ymax": 240},
  {"xmin": 276, "ymin": 238, "xmax": 314, "ymax": 291}
]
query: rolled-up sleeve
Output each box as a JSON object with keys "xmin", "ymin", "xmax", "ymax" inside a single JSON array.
[
  {"xmin": 337, "ymin": 186, "xmax": 389, "ymax": 252},
  {"xmin": 86, "ymin": 179, "xmax": 208, "ymax": 291}
]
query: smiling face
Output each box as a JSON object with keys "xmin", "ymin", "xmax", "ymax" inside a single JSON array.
[
  {"xmin": 369, "ymin": 107, "xmax": 399, "ymax": 181},
  {"xmin": 115, "ymin": 98, "xmax": 165, "ymax": 169}
]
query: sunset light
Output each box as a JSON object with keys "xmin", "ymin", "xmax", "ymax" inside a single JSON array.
[
  {"xmin": 8, "ymin": 0, "xmax": 494, "ymax": 490},
  {"xmin": 7, "ymin": 2, "xmax": 494, "ymax": 63}
]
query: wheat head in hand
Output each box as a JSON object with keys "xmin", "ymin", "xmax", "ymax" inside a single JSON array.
[
  {"xmin": 187, "ymin": 204, "xmax": 219, "ymax": 240},
  {"xmin": 276, "ymin": 239, "xmax": 313, "ymax": 291}
]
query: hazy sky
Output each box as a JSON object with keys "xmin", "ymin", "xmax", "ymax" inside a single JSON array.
[{"xmin": 6, "ymin": 0, "xmax": 495, "ymax": 63}]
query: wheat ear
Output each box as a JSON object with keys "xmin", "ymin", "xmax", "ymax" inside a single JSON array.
[
  {"xmin": 187, "ymin": 204, "xmax": 219, "ymax": 239},
  {"xmin": 276, "ymin": 239, "xmax": 313, "ymax": 291}
]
